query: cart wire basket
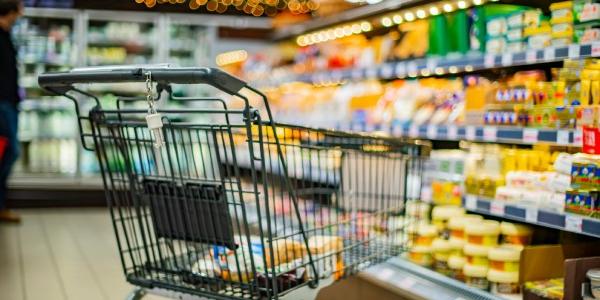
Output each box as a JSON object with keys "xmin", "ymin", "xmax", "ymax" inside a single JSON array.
[{"xmin": 38, "ymin": 66, "xmax": 430, "ymax": 300}]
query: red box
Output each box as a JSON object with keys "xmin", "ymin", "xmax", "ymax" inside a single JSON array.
[{"xmin": 582, "ymin": 126, "xmax": 600, "ymax": 154}]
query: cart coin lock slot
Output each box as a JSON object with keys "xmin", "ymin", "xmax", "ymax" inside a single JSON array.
[{"xmin": 142, "ymin": 179, "xmax": 236, "ymax": 249}]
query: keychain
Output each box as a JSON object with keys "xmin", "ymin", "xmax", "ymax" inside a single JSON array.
[{"xmin": 145, "ymin": 71, "xmax": 165, "ymax": 148}]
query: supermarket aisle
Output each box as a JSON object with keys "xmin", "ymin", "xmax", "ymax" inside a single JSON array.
[{"xmin": 0, "ymin": 209, "xmax": 168, "ymax": 300}]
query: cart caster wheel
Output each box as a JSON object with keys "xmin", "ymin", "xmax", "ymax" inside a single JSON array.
[
  {"xmin": 308, "ymin": 280, "xmax": 319, "ymax": 289},
  {"xmin": 126, "ymin": 287, "xmax": 146, "ymax": 300}
]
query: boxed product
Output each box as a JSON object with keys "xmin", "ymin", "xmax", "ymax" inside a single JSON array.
[
  {"xmin": 550, "ymin": 1, "xmax": 574, "ymax": 24},
  {"xmin": 574, "ymin": 0, "xmax": 600, "ymax": 23}
]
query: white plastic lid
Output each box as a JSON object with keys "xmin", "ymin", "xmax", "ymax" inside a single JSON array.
[
  {"xmin": 448, "ymin": 255, "xmax": 467, "ymax": 269},
  {"xmin": 447, "ymin": 214, "xmax": 484, "ymax": 230},
  {"xmin": 463, "ymin": 243, "xmax": 492, "ymax": 257},
  {"xmin": 448, "ymin": 237, "xmax": 466, "ymax": 249},
  {"xmin": 488, "ymin": 246, "xmax": 521, "ymax": 262},
  {"xmin": 431, "ymin": 238, "xmax": 452, "ymax": 252},
  {"xmin": 465, "ymin": 220, "xmax": 500, "ymax": 236},
  {"xmin": 411, "ymin": 245, "xmax": 432, "ymax": 253},
  {"xmin": 417, "ymin": 224, "xmax": 439, "ymax": 237},
  {"xmin": 501, "ymin": 221, "xmax": 533, "ymax": 236},
  {"xmin": 463, "ymin": 263, "xmax": 489, "ymax": 277},
  {"xmin": 432, "ymin": 205, "xmax": 465, "ymax": 221},
  {"xmin": 487, "ymin": 269, "xmax": 519, "ymax": 283}
]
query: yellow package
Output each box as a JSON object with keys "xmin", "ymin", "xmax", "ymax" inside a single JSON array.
[{"xmin": 582, "ymin": 69, "xmax": 592, "ymax": 106}]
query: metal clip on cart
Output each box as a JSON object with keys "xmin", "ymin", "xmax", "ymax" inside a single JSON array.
[{"xmin": 38, "ymin": 66, "xmax": 430, "ymax": 300}]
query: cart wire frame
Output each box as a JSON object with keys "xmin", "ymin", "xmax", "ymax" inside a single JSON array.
[{"xmin": 39, "ymin": 67, "xmax": 431, "ymax": 300}]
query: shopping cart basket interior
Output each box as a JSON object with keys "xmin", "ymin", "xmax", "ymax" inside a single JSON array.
[{"xmin": 38, "ymin": 66, "xmax": 430, "ymax": 300}]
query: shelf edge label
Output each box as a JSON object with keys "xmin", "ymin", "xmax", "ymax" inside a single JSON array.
[
  {"xmin": 525, "ymin": 207, "xmax": 538, "ymax": 223},
  {"xmin": 427, "ymin": 125, "xmax": 438, "ymax": 139},
  {"xmin": 565, "ymin": 214, "xmax": 583, "ymax": 233},
  {"xmin": 483, "ymin": 126, "xmax": 497, "ymax": 141},
  {"xmin": 568, "ymin": 44, "xmax": 580, "ymax": 58},
  {"xmin": 501, "ymin": 53, "xmax": 513, "ymax": 66},
  {"xmin": 544, "ymin": 47, "xmax": 556, "ymax": 61},
  {"xmin": 447, "ymin": 125, "xmax": 458, "ymax": 140},
  {"xmin": 490, "ymin": 201, "xmax": 505, "ymax": 215},
  {"xmin": 465, "ymin": 126, "xmax": 477, "ymax": 140},
  {"xmin": 465, "ymin": 195, "xmax": 477, "ymax": 210},
  {"xmin": 484, "ymin": 54, "xmax": 495, "ymax": 68},
  {"xmin": 556, "ymin": 130, "xmax": 570, "ymax": 145},
  {"xmin": 523, "ymin": 128, "xmax": 539, "ymax": 143},
  {"xmin": 526, "ymin": 50, "xmax": 537, "ymax": 63},
  {"xmin": 592, "ymin": 42, "xmax": 600, "ymax": 57}
]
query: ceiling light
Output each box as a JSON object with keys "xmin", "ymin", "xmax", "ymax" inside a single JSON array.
[
  {"xmin": 326, "ymin": 29, "xmax": 336, "ymax": 40},
  {"xmin": 351, "ymin": 24, "xmax": 361, "ymax": 34},
  {"xmin": 429, "ymin": 6, "xmax": 440, "ymax": 15},
  {"xmin": 360, "ymin": 21, "xmax": 372, "ymax": 32},
  {"xmin": 344, "ymin": 25, "xmax": 353, "ymax": 35},
  {"xmin": 393, "ymin": 15, "xmax": 403, "ymax": 24},
  {"xmin": 416, "ymin": 9, "xmax": 427, "ymax": 19},
  {"xmin": 449, "ymin": 66, "xmax": 458, "ymax": 73},
  {"xmin": 457, "ymin": 0, "xmax": 467, "ymax": 9},
  {"xmin": 297, "ymin": 36, "xmax": 306, "ymax": 46},
  {"xmin": 404, "ymin": 12, "xmax": 415, "ymax": 22},
  {"xmin": 318, "ymin": 31, "xmax": 327, "ymax": 41},
  {"xmin": 443, "ymin": 3, "xmax": 453, "ymax": 12},
  {"xmin": 473, "ymin": 0, "xmax": 483, "ymax": 5},
  {"xmin": 334, "ymin": 28, "xmax": 344, "ymax": 38},
  {"xmin": 381, "ymin": 17, "xmax": 393, "ymax": 27}
]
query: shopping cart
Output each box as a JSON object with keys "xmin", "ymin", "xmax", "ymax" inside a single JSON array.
[{"xmin": 38, "ymin": 66, "xmax": 430, "ymax": 300}]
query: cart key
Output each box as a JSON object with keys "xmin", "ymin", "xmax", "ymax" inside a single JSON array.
[{"xmin": 146, "ymin": 113, "xmax": 165, "ymax": 148}]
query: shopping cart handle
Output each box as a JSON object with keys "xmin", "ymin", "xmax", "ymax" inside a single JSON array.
[{"xmin": 38, "ymin": 66, "xmax": 247, "ymax": 95}]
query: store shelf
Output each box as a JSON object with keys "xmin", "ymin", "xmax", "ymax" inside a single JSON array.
[
  {"xmin": 257, "ymin": 43, "xmax": 600, "ymax": 86},
  {"xmin": 361, "ymin": 257, "xmax": 505, "ymax": 300},
  {"xmin": 462, "ymin": 195, "xmax": 600, "ymax": 239},
  {"xmin": 378, "ymin": 123, "xmax": 581, "ymax": 146}
]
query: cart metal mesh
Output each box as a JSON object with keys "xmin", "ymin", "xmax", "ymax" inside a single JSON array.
[{"xmin": 39, "ymin": 67, "xmax": 430, "ymax": 300}]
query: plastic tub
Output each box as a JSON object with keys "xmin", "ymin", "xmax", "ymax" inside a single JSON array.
[
  {"xmin": 432, "ymin": 205, "xmax": 465, "ymax": 237},
  {"xmin": 448, "ymin": 255, "xmax": 467, "ymax": 282},
  {"xmin": 587, "ymin": 268, "xmax": 600, "ymax": 299},
  {"xmin": 465, "ymin": 220, "xmax": 500, "ymax": 246},
  {"xmin": 415, "ymin": 224, "xmax": 438, "ymax": 247},
  {"xmin": 432, "ymin": 238, "xmax": 452, "ymax": 275},
  {"xmin": 501, "ymin": 222, "xmax": 533, "ymax": 245},
  {"xmin": 488, "ymin": 245, "xmax": 522, "ymax": 273},
  {"xmin": 409, "ymin": 245, "xmax": 433, "ymax": 267},
  {"xmin": 448, "ymin": 214, "xmax": 484, "ymax": 252},
  {"xmin": 488, "ymin": 269, "xmax": 520, "ymax": 295},
  {"xmin": 464, "ymin": 243, "xmax": 492, "ymax": 267},
  {"xmin": 463, "ymin": 263, "xmax": 490, "ymax": 290}
]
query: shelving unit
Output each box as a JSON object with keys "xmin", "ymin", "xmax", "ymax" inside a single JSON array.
[
  {"xmin": 462, "ymin": 195, "xmax": 600, "ymax": 239},
  {"xmin": 362, "ymin": 257, "xmax": 506, "ymax": 300},
  {"xmin": 255, "ymin": 43, "xmax": 600, "ymax": 87}
]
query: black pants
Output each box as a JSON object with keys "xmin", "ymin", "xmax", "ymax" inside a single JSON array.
[{"xmin": 0, "ymin": 102, "xmax": 19, "ymax": 209}]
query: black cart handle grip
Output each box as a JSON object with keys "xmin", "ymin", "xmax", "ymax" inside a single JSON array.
[{"xmin": 38, "ymin": 66, "xmax": 247, "ymax": 95}]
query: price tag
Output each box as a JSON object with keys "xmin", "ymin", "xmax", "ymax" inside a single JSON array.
[
  {"xmin": 526, "ymin": 50, "xmax": 537, "ymax": 63},
  {"xmin": 366, "ymin": 67, "xmax": 377, "ymax": 79},
  {"xmin": 565, "ymin": 214, "xmax": 583, "ymax": 233},
  {"xmin": 447, "ymin": 125, "xmax": 458, "ymax": 140},
  {"xmin": 465, "ymin": 126, "xmax": 476, "ymax": 140},
  {"xmin": 426, "ymin": 58, "xmax": 437, "ymax": 71},
  {"xmin": 483, "ymin": 126, "xmax": 497, "ymax": 141},
  {"xmin": 351, "ymin": 69, "xmax": 362, "ymax": 79},
  {"xmin": 427, "ymin": 125, "xmax": 438, "ymax": 139},
  {"xmin": 525, "ymin": 207, "xmax": 538, "ymax": 223},
  {"xmin": 484, "ymin": 54, "xmax": 495, "ymax": 68},
  {"xmin": 332, "ymin": 70, "xmax": 342, "ymax": 81},
  {"xmin": 523, "ymin": 128, "xmax": 539, "ymax": 143},
  {"xmin": 407, "ymin": 62, "xmax": 418, "ymax": 75},
  {"xmin": 501, "ymin": 53, "xmax": 513, "ymax": 66},
  {"xmin": 392, "ymin": 124, "xmax": 403, "ymax": 137},
  {"xmin": 568, "ymin": 44, "xmax": 580, "ymax": 58},
  {"xmin": 574, "ymin": 129, "xmax": 583, "ymax": 146},
  {"xmin": 381, "ymin": 64, "xmax": 393, "ymax": 78},
  {"xmin": 544, "ymin": 47, "xmax": 556, "ymax": 61},
  {"xmin": 395, "ymin": 63, "xmax": 406, "ymax": 77},
  {"xmin": 557, "ymin": 130, "xmax": 570, "ymax": 145},
  {"xmin": 465, "ymin": 195, "xmax": 477, "ymax": 210},
  {"xmin": 490, "ymin": 202, "xmax": 505, "ymax": 215},
  {"xmin": 592, "ymin": 42, "xmax": 600, "ymax": 57},
  {"xmin": 409, "ymin": 124, "xmax": 419, "ymax": 137}
]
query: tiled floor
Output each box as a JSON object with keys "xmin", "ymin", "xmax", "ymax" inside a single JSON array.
[{"xmin": 0, "ymin": 208, "xmax": 168, "ymax": 300}]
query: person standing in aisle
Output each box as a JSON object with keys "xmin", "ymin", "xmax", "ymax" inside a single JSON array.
[{"xmin": 0, "ymin": 0, "xmax": 22, "ymax": 223}]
